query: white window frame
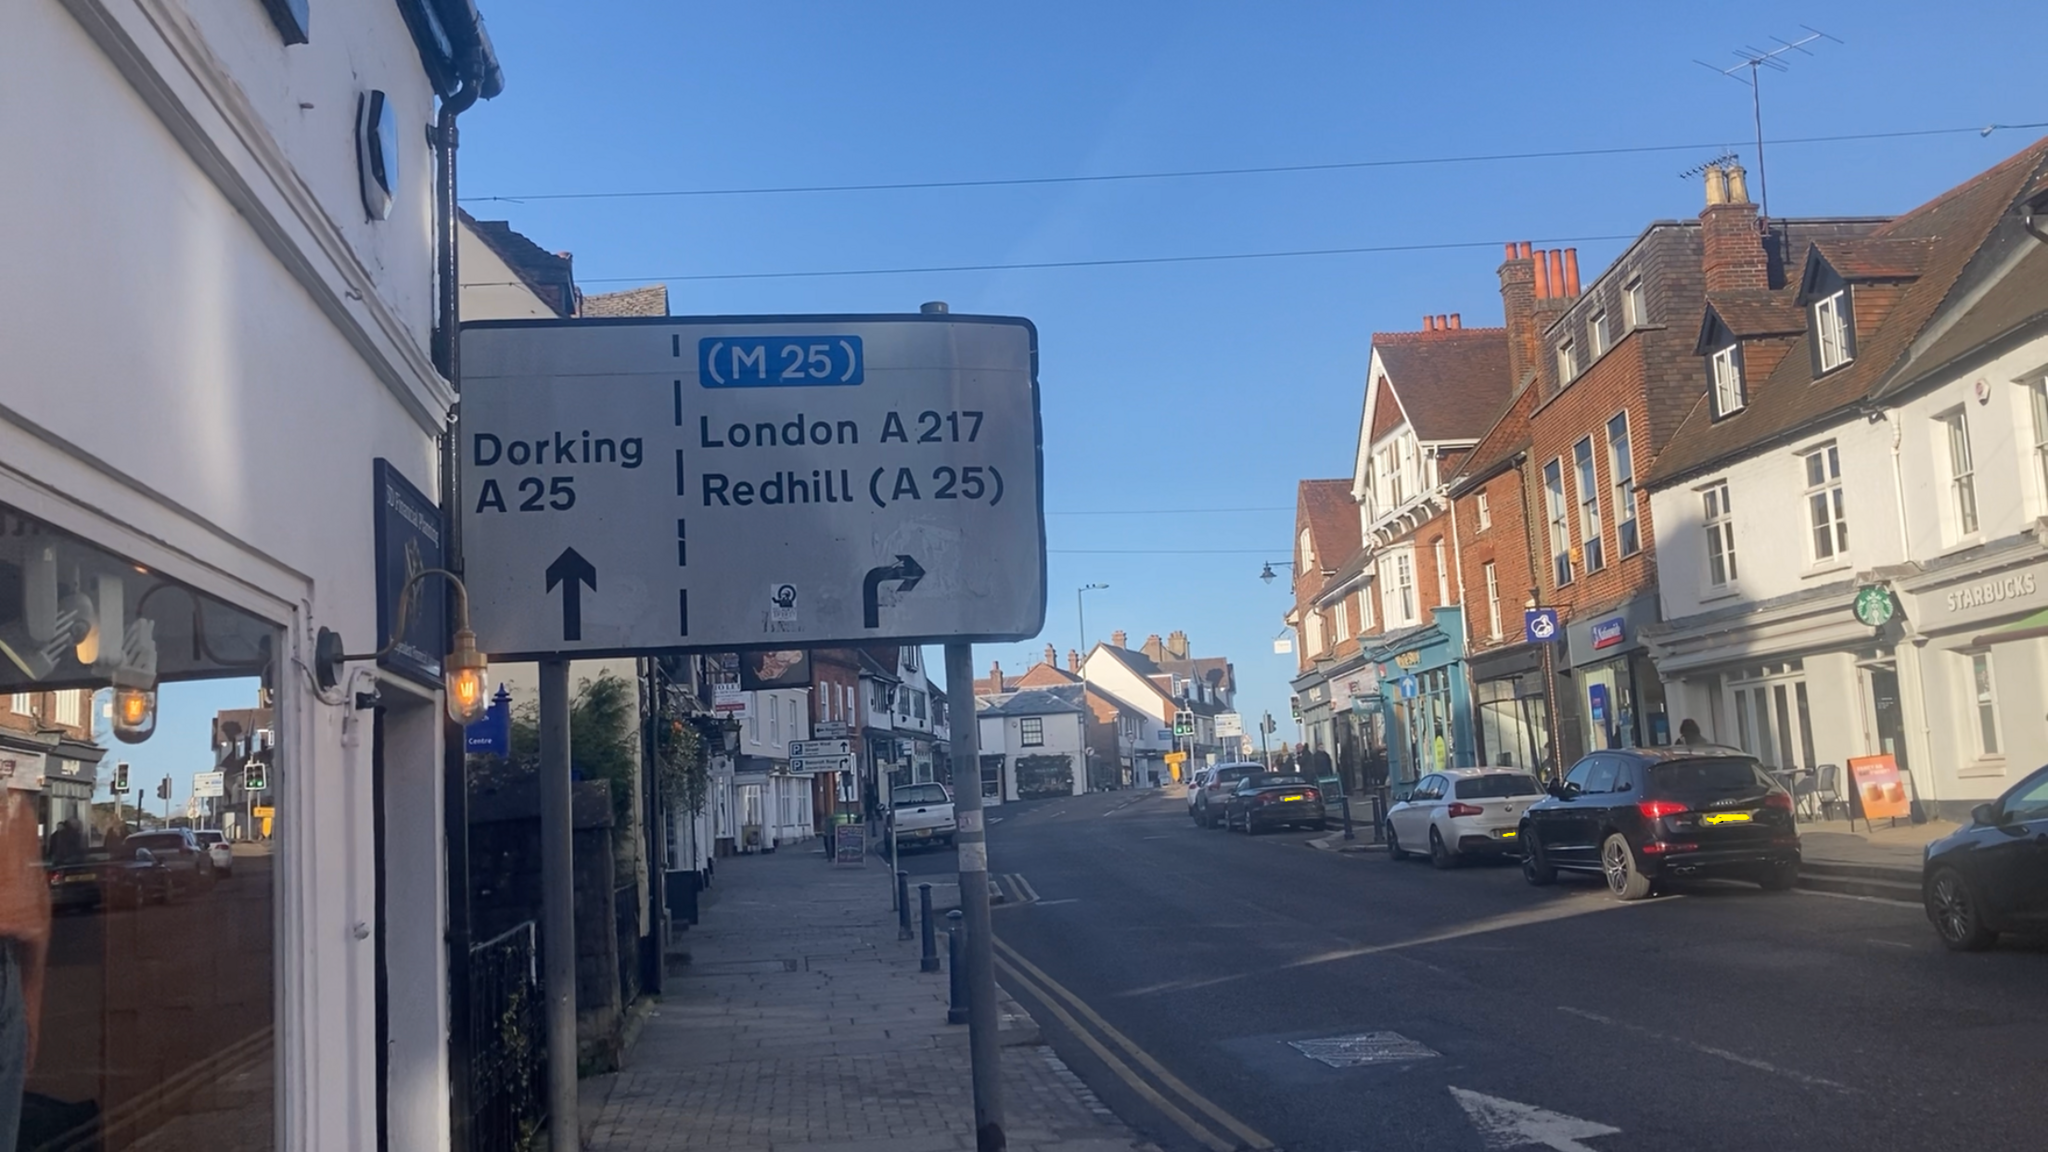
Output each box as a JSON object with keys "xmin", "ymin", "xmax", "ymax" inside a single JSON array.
[
  {"xmin": 1298, "ymin": 527, "xmax": 1314, "ymax": 572},
  {"xmin": 1623, "ymin": 277, "xmax": 1647, "ymax": 329},
  {"xmin": 1334, "ymin": 596, "xmax": 1351, "ymax": 642},
  {"xmin": 1815, "ymin": 290, "xmax": 1852, "ymax": 372},
  {"xmin": 1711, "ymin": 345, "xmax": 1744, "ymax": 418},
  {"xmin": 56, "ymin": 689, "xmax": 81, "ymax": 727},
  {"xmin": 1801, "ymin": 443, "xmax": 1849, "ymax": 564},
  {"xmin": 8, "ymin": 694, "xmax": 27, "ymax": 715},
  {"xmin": 1020, "ymin": 717, "xmax": 1044, "ymax": 747},
  {"xmin": 1701, "ymin": 481, "xmax": 1737, "ymax": 590},
  {"xmin": 1305, "ymin": 611, "xmax": 1325, "ymax": 655},
  {"xmin": 2029, "ymin": 379, "xmax": 2048, "ymax": 514},
  {"xmin": 1433, "ymin": 538, "xmax": 1449, "ymax": 606},
  {"xmin": 1574, "ymin": 436, "xmax": 1604, "ymax": 573},
  {"xmin": 1967, "ymin": 650, "xmax": 2001, "ymax": 758},
  {"xmin": 1940, "ymin": 408, "xmax": 1979, "ymax": 539},
  {"xmin": 1357, "ymin": 582, "xmax": 1375, "ymax": 629},
  {"xmin": 1589, "ymin": 310, "xmax": 1611, "ymax": 357},
  {"xmin": 1607, "ymin": 411, "xmax": 1639, "ymax": 557},
  {"xmin": 1483, "ymin": 562, "xmax": 1502, "ymax": 639},
  {"xmin": 1476, "ymin": 490, "xmax": 1491, "ymax": 530},
  {"xmin": 1557, "ymin": 338, "xmax": 1578, "ymax": 383},
  {"xmin": 1543, "ymin": 459, "xmax": 1571, "ymax": 587},
  {"xmin": 1392, "ymin": 551, "xmax": 1417, "ymax": 625}
]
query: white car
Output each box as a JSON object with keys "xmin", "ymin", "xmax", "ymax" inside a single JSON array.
[
  {"xmin": 887, "ymin": 783, "xmax": 957, "ymax": 849},
  {"xmin": 1385, "ymin": 768, "xmax": 1544, "ymax": 868},
  {"xmin": 191, "ymin": 829, "xmax": 233, "ymax": 877}
]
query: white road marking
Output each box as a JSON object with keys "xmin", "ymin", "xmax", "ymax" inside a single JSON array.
[
  {"xmin": 1448, "ymin": 1086, "xmax": 1620, "ymax": 1151},
  {"xmin": 1032, "ymin": 898, "xmax": 1080, "ymax": 906},
  {"xmin": 1795, "ymin": 888, "xmax": 1920, "ymax": 909},
  {"xmin": 1865, "ymin": 937, "xmax": 1915, "ymax": 949},
  {"xmin": 1557, "ymin": 1006, "xmax": 1852, "ymax": 1093}
]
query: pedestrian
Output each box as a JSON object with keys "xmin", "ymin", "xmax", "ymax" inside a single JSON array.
[{"xmin": 1678, "ymin": 718, "xmax": 1703, "ymax": 746}]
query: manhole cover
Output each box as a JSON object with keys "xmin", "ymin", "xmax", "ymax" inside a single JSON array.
[{"xmin": 1287, "ymin": 1031, "xmax": 1441, "ymax": 1067}]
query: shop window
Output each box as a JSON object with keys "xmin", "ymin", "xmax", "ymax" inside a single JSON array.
[
  {"xmin": 0, "ymin": 500, "xmax": 279, "ymax": 1147},
  {"xmin": 1020, "ymin": 718, "xmax": 1044, "ymax": 747},
  {"xmin": 1802, "ymin": 443, "xmax": 1849, "ymax": 562},
  {"xmin": 1574, "ymin": 437, "xmax": 1604, "ymax": 572},
  {"xmin": 1607, "ymin": 412, "xmax": 1639, "ymax": 556},
  {"xmin": 1701, "ymin": 481, "xmax": 1737, "ymax": 589},
  {"xmin": 1967, "ymin": 651, "xmax": 2000, "ymax": 757}
]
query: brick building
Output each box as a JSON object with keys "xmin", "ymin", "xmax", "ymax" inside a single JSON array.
[{"xmin": 0, "ymin": 687, "xmax": 103, "ymax": 846}]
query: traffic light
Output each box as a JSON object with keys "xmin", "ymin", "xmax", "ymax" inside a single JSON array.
[
  {"xmin": 155, "ymin": 776, "xmax": 170, "ymax": 801},
  {"xmin": 1289, "ymin": 696, "xmax": 1301, "ymax": 721},
  {"xmin": 244, "ymin": 760, "xmax": 268, "ymax": 793},
  {"xmin": 112, "ymin": 762, "xmax": 129, "ymax": 793},
  {"xmin": 1172, "ymin": 712, "xmax": 1192, "ymax": 737}
]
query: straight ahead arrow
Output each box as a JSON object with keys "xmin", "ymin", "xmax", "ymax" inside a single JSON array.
[{"xmin": 545, "ymin": 547, "xmax": 598, "ymax": 642}]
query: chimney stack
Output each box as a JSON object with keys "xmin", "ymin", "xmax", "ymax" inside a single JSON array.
[
  {"xmin": 1500, "ymin": 241, "xmax": 1540, "ymax": 389},
  {"xmin": 1111, "ymin": 629, "xmax": 1127, "ymax": 649},
  {"xmin": 988, "ymin": 659, "xmax": 1003, "ymax": 693},
  {"xmin": 1043, "ymin": 644, "xmax": 1057, "ymax": 666},
  {"xmin": 1448, "ymin": 313, "xmax": 1461, "ymax": 329},
  {"xmin": 1068, "ymin": 649, "xmax": 1081, "ymax": 673},
  {"xmin": 1532, "ymin": 249, "xmax": 1552, "ymax": 299},
  {"xmin": 1547, "ymin": 251, "xmax": 1566, "ymax": 298},
  {"xmin": 1563, "ymin": 250, "xmax": 1581, "ymax": 297},
  {"xmin": 1423, "ymin": 314, "xmax": 1436, "ymax": 331},
  {"xmin": 1701, "ymin": 161, "xmax": 1767, "ymax": 293}
]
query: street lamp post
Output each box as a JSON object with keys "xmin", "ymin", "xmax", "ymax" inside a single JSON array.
[{"xmin": 1077, "ymin": 583, "xmax": 1107, "ymax": 789}]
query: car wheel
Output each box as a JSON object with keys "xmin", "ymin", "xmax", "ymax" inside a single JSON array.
[
  {"xmin": 1756, "ymin": 861, "xmax": 1798, "ymax": 891},
  {"xmin": 1927, "ymin": 866, "xmax": 1997, "ymax": 951},
  {"xmin": 1386, "ymin": 824, "xmax": 1407, "ymax": 860},
  {"xmin": 1429, "ymin": 828, "xmax": 1458, "ymax": 870},
  {"xmin": 1601, "ymin": 833, "xmax": 1653, "ymax": 901},
  {"xmin": 1522, "ymin": 832, "xmax": 1556, "ymax": 885}
]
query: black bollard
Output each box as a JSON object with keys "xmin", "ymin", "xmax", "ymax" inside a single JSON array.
[
  {"xmin": 946, "ymin": 910, "xmax": 967, "ymax": 1025},
  {"xmin": 897, "ymin": 870, "xmax": 912, "ymax": 940},
  {"xmin": 1341, "ymin": 794, "xmax": 1356, "ymax": 841},
  {"xmin": 919, "ymin": 883, "xmax": 939, "ymax": 972}
]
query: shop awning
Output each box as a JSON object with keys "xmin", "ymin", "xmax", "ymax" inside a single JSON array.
[{"xmin": 1970, "ymin": 606, "xmax": 2048, "ymax": 647}]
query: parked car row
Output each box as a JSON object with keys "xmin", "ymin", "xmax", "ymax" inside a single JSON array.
[
  {"xmin": 1381, "ymin": 746, "xmax": 1803, "ymax": 902},
  {"xmin": 1188, "ymin": 763, "xmax": 1329, "ymax": 834},
  {"xmin": 1920, "ymin": 764, "xmax": 2048, "ymax": 951},
  {"xmin": 46, "ymin": 828, "xmax": 224, "ymax": 914}
]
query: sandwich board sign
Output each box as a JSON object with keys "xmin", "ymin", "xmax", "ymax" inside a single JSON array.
[{"xmin": 459, "ymin": 314, "xmax": 1046, "ymax": 658}]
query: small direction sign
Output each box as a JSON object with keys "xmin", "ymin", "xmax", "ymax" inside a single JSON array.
[
  {"xmin": 813, "ymin": 721, "xmax": 850, "ymax": 739},
  {"xmin": 792, "ymin": 755, "xmax": 853, "ymax": 775},
  {"xmin": 459, "ymin": 314, "xmax": 1046, "ymax": 659},
  {"xmin": 788, "ymin": 739, "xmax": 851, "ymax": 758},
  {"xmin": 1214, "ymin": 712, "xmax": 1244, "ymax": 738},
  {"xmin": 192, "ymin": 772, "xmax": 226, "ymax": 799}
]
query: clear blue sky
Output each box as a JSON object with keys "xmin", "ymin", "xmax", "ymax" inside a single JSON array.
[{"xmin": 457, "ymin": 0, "xmax": 2040, "ymax": 733}]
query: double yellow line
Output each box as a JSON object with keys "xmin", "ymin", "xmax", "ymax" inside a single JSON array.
[{"xmin": 992, "ymin": 936, "xmax": 1273, "ymax": 1152}]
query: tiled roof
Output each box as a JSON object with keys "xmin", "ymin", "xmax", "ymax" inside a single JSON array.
[
  {"xmin": 1703, "ymin": 289, "xmax": 1805, "ymax": 339},
  {"xmin": 1876, "ymin": 240, "xmax": 2048, "ymax": 401},
  {"xmin": 1806, "ymin": 237, "xmax": 1935, "ymax": 284},
  {"xmin": 580, "ymin": 284, "xmax": 670, "ymax": 317},
  {"xmin": 1371, "ymin": 328, "xmax": 1513, "ymax": 442},
  {"xmin": 1648, "ymin": 138, "xmax": 2048, "ymax": 487},
  {"xmin": 1447, "ymin": 381, "xmax": 1538, "ymax": 492},
  {"xmin": 463, "ymin": 211, "xmax": 576, "ymax": 318},
  {"xmin": 1297, "ymin": 478, "xmax": 1360, "ymax": 577},
  {"xmin": 978, "ymin": 688, "xmax": 1085, "ymax": 717}
]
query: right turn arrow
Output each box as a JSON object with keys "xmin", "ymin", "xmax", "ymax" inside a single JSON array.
[{"xmin": 862, "ymin": 554, "xmax": 926, "ymax": 629}]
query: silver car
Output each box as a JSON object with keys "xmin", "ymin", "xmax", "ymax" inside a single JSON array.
[{"xmin": 1190, "ymin": 762, "xmax": 1267, "ymax": 828}]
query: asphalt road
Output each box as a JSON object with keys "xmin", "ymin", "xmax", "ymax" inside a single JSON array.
[{"xmin": 986, "ymin": 788, "xmax": 2046, "ymax": 1152}]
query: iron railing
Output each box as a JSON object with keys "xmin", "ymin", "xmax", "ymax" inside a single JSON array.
[{"xmin": 469, "ymin": 920, "xmax": 546, "ymax": 1152}]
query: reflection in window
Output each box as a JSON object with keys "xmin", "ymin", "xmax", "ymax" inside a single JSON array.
[{"xmin": 0, "ymin": 502, "xmax": 277, "ymax": 1149}]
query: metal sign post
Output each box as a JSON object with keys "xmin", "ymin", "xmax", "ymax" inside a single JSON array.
[
  {"xmin": 457, "ymin": 310, "xmax": 1044, "ymax": 1152},
  {"xmin": 945, "ymin": 642, "xmax": 1004, "ymax": 1149}
]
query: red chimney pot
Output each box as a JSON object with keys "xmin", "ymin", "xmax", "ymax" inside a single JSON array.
[{"xmin": 1563, "ymin": 250, "xmax": 1581, "ymax": 297}]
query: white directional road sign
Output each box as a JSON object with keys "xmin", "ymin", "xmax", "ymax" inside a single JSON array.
[
  {"xmin": 791, "ymin": 755, "xmax": 854, "ymax": 775},
  {"xmin": 1214, "ymin": 712, "xmax": 1244, "ymax": 739},
  {"xmin": 788, "ymin": 740, "xmax": 851, "ymax": 758},
  {"xmin": 460, "ymin": 315, "xmax": 1046, "ymax": 659},
  {"xmin": 193, "ymin": 771, "xmax": 225, "ymax": 799}
]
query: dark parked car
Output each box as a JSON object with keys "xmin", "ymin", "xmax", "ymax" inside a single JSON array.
[
  {"xmin": 1922, "ymin": 765, "xmax": 2048, "ymax": 950},
  {"xmin": 1223, "ymin": 773, "xmax": 1324, "ymax": 834},
  {"xmin": 121, "ymin": 830, "xmax": 216, "ymax": 894},
  {"xmin": 47, "ymin": 848, "xmax": 173, "ymax": 912},
  {"xmin": 1191, "ymin": 762, "xmax": 1266, "ymax": 828},
  {"xmin": 1520, "ymin": 747, "xmax": 1800, "ymax": 900}
]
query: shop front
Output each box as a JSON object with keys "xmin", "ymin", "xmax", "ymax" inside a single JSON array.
[
  {"xmin": 1291, "ymin": 666, "xmax": 1331, "ymax": 769},
  {"xmin": 1368, "ymin": 608, "xmax": 1474, "ymax": 788},
  {"xmin": 1468, "ymin": 643, "xmax": 1553, "ymax": 775},
  {"xmin": 1896, "ymin": 543, "xmax": 2048, "ymax": 818},
  {"xmin": 1324, "ymin": 660, "xmax": 1382, "ymax": 791},
  {"xmin": 1564, "ymin": 595, "xmax": 1670, "ymax": 753}
]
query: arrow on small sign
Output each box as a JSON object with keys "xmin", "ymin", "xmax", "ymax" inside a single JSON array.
[
  {"xmin": 862, "ymin": 554, "xmax": 925, "ymax": 629},
  {"xmin": 545, "ymin": 547, "xmax": 598, "ymax": 642},
  {"xmin": 1448, "ymin": 1087, "xmax": 1620, "ymax": 1151}
]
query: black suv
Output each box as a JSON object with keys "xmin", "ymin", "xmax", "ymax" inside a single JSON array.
[{"xmin": 1519, "ymin": 747, "xmax": 1800, "ymax": 900}]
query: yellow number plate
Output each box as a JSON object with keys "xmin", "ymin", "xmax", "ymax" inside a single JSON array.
[
  {"xmin": 1498, "ymin": 830, "xmax": 1518, "ymax": 838},
  {"xmin": 1280, "ymin": 794, "xmax": 1306, "ymax": 801},
  {"xmin": 1701, "ymin": 812, "xmax": 1753, "ymax": 825}
]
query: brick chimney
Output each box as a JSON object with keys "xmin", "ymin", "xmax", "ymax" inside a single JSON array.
[
  {"xmin": 1067, "ymin": 649, "xmax": 1081, "ymax": 673},
  {"xmin": 987, "ymin": 659, "xmax": 1003, "ymax": 693},
  {"xmin": 1499, "ymin": 241, "xmax": 1540, "ymax": 388},
  {"xmin": 1701, "ymin": 161, "xmax": 1767, "ymax": 293},
  {"xmin": 1043, "ymin": 643, "xmax": 1057, "ymax": 666},
  {"xmin": 1141, "ymin": 634, "xmax": 1166, "ymax": 663},
  {"xmin": 1166, "ymin": 630, "xmax": 1190, "ymax": 660},
  {"xmin": 1111, "ymin": 629, "xmax": 1127, "ymax": 649}
]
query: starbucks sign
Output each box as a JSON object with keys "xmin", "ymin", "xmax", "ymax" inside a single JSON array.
[{"xmin": 1852, "ymin": 585, "xmax": 1895, "ymax": 628}]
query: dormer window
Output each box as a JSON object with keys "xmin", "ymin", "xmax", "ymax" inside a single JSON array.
[
  {"xmin": 1589, "ymin": 311, "xmax": 1611, "ymax": 357},
  {"xmin": 1558, "ymin": 338, "xmax": 1579, "ymax": 383},
  {"xmin": 1710, "ymin": 345, "xmax": 1745, "ymax": 419},
  {"xmin": 1815, "ymin": 290, "xmax": 1853, "ymax": 372}
]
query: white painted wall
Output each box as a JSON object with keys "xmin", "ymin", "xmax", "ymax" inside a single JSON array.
[
  {"xmin": 977, "ymin": 709, "xmax": 1086, "ymax": 800},
  {"xmin": 461, "ymin": 222, "xmax": 563, "ymax": 321},
  {"xmin": 1, "ymin": 1, "xmax": 452, "ymax": 1147}
]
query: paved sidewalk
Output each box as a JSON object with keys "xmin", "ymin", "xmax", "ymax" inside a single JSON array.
[
  {"xmin": 1795, "ymin": 816, "xmax": 1956, "ymax": 871},
  {"xmin": 583, "ymin": 845, "xmax": 1156, "ymax": 1152}
]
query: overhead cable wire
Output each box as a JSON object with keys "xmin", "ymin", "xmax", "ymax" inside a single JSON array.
[{"xmin": 463, "ymin": 123, "xmax": 2048, "ymax": 204}]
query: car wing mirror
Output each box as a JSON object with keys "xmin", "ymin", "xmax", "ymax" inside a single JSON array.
[{"xmin": 1971, "ymin": 802, "xmax": 2001, "ymax": 827}]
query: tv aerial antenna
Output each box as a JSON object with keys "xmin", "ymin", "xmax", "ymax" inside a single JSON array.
[{"xmin": 1696, "ymin": 26, "xmax": 1842, "ymax": 218}]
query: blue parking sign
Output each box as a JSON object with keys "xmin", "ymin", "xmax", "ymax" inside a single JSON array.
[{"xmin": 1524, "ymin": 608, "xmax": 1561, "ymax": 644}]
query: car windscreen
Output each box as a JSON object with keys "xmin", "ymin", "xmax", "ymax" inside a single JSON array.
[
  {"xmin": 1648, "ymin": 759, "xmax": 1769, "ymax": 794},
  {"xmin": 1249, "ymin": 775, "xmax": 1308, "ymax": 788},
  {"xmin": 1215, "ymin": 767, "xmax": 1261, "ymax": 783},
  {"xmin": 892, "ymin": 784, "xmax": 949, "ymax": 806},
  {"xmin": 1455, "ymin": 774, "xmax": 1543, "ymax": 799}
]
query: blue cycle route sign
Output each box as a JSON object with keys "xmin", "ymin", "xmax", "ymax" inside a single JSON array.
[{"xmin": 1524, "ymin": 608, "xmax": 1561, "ymax": 645}]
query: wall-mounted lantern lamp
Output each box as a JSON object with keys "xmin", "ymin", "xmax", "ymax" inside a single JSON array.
[
  {"xmin": 315, "ymin": 567, "xmax": 489, "ymax": 725},
  {"xmin": 1259, "ymin": 561, "xmax": 1297, "ymax": 585}
]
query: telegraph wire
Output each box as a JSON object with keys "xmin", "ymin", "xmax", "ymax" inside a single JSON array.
[{"xmin": 464, "ymin": 123, "xmax": 2047, "ymax": 204}]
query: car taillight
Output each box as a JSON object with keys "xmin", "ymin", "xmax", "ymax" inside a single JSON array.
[
  {"xmin": 1637, "ymin": 799, "xmax": 1689, "ymax": 819},
  {"xmin": 1303, "ymin": 789, "xmax": 1320, "ymax": 803},
  {"xmin": 1446, "ymin": 802, "xmax": 1483, "ymax": 818},
  {"xmin": 1763, "ymin": 792, "xmax": 1794, "ymax": 811}
]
